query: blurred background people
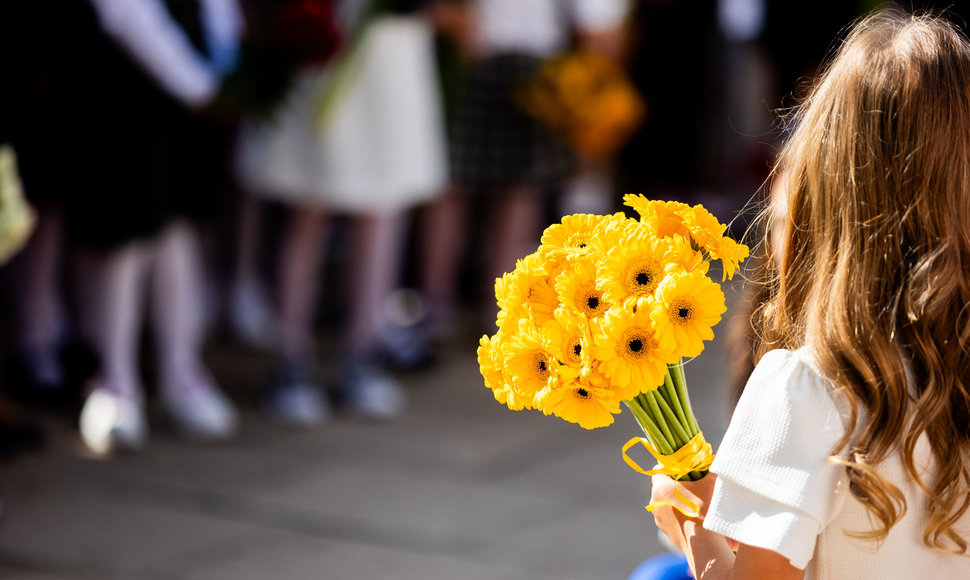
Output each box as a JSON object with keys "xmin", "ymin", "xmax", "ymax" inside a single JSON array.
[
  {"xmin": 235, "ymin": 0, "xmax": 447, "ymax": 425},
  {"xmin": 416, "ymin": 0, "xmax": 633, "ymax": 344},
  {"xmin": 5, "ymin": 0, "xmax": 247, "ymax": 455}
]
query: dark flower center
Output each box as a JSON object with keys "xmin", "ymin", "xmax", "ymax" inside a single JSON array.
[
  {"xmin": 678, "ymin": 307, "xmax": 690, "ymax": 319},
  {"xmin": 576, "ymin": 388, "xmax": 590, "ymax": 399},
  {"xmin": 573, "ymin": 344, "xmax": 582, "ymax": 356},
  {"xmin": 636, "ymin": 272, "xmax": 651, "ymax": 286},
  {"xmin": 587, "ymin": 296, "xmax": 599, "ymax": 309},
  {"xmin": 538, "ymin": 360, "xmax": 547, "ymax": 372},
  {"xmin": 628, "ymin": 338, "xmax": 643, "ymax": 352}
]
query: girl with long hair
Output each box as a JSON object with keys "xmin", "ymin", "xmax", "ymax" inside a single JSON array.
[{"xmin": 651, "ymin": 9, "xmax": 970, "ymax": 579}]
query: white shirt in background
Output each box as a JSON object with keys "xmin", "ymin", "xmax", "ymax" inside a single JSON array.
[{"xmin": 475, "ymin": 0, "xmax": 629, "ymax": 57}]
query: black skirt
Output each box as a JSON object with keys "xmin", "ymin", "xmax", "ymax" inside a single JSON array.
[
  {"xmin": 0, "ymin": 1, "xmax": 229, "ymax": 251},
  {"xmin": 449, "ymin": 53, "xmax": 576, "ymax": 196}
]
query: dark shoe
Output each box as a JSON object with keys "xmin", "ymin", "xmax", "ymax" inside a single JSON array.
[
  {"xmin": 262, "ymin": 361, "xmax": 331, "ymax": 428},
  {"xmin": 339, "ymin": 357, "xmax": 406, "ymax": 420}
]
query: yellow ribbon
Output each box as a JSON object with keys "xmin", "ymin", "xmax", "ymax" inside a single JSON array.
[{"xmin": 622, "ymin": 431, "xmax": 715, "ymax": 518}]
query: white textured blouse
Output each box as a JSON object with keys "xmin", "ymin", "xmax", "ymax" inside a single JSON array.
[{"xmin": 705, "ymin": 348, "xmax": 970, "ymax": 579}]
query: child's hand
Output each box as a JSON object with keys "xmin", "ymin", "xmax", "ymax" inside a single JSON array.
[{"xmin": 650, "ymin": 474, "xmax": 738, "ymax": 553}]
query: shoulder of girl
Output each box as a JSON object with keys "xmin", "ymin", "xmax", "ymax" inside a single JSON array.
[
  {"xmin": 749, "ymin": 348, "xmax": 833, "ymax": 402},
  {"xmin": 752, "ymin": 346, "xmax": 851, "ymax": 426}
]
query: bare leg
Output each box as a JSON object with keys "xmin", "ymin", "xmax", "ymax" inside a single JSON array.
[
  {"xmin": 13, "ymin": 207, "xmax": 66, "ymax": 387},
  {"xmin": 346, "ymin": 211, "xmax": 405, "ymax": 354},
  {"xmin": 277, "ymin": 205, "xmax": 329, "ymax": 363},
  {"xmin": 265, "ymin": 204, "xmax": 331, "ymax": 427},
  {"xmin": 340, "ymin": 211, "xmax": 407, "ymax": 419},
  {"xmin": 151, "ymin": 220, "xmax": 237, "ymax": 440},
  {"xmin": 419, "ymin": 189, "xmax": 464, "ymax": 336},
  {"xmin": 151, "ymin": 221, "xmax": 206, "ymax": 387},
  {"xmin": 88, "ymin": 243, "xmax": 150, "ymax": 399},
  {"xmin": 228, "ymin": 194, "xmax": 274, "ymax": 345},
  {"xmin": 78, "ymin": 241, "xmax": 151, "ymax": 454},
  {"xmin": 484, "ymin": 185, "xmax": 542, "ymax": 324}
]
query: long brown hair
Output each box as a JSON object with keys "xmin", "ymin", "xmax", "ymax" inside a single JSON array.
[{"xmin": 755, "ymin": 9, "xmax": 970, "ymax": 553}]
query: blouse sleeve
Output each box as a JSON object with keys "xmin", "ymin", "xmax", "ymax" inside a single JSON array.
[
  {"xmin": 87, "ymin": 0, "xmax": 220, "ymax": 107},
  {"xmin": 703, "ymin": 348, "xmax": 850, "ymax": 570}
]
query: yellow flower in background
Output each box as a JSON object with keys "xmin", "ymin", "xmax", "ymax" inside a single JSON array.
[
  {"xmin": 536, "ymin": 378, "xmax": 621, "ymax": 429},
  {"xmin": 592, "ymin": 305, "xmax": 675, "ymax": 399},
  {"xmin": 554, "ymin": 257, "xmax": 610, "ymax": 320},
  {"xmin": 651, "ymin": 270, "xmax": 727, "ymax": 358},
  {"xmin": 598, "ymin": 234, "xmax": 670, "ymax": 307},
  {"xmin": 502, "ymin": 324, "xmax": 557, "ymax": 408},
  {"xmin": 479, "ymin": 333, "xmax": 530, "ymax": 411},
  {"xmin": 517, "ymin": 50, "xmax": 645, "ymax": 159}
]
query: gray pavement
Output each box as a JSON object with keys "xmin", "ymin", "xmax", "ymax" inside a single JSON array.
[{"xmin": 0, "ymin": 282, "xmax": 740, "ymax": 580}]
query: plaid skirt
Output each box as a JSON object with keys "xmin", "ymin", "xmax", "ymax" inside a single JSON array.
[{"xmin": 449, "ymin": 53, "xmax": 576, "ymax": 195}]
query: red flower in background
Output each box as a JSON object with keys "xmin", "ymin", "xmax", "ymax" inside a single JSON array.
[{"xmin": 272, "ymin": 0, "xmax": 342, "ymax": 67}]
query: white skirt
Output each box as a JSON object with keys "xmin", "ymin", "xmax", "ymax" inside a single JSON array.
[{"xmin": 236, "ymin": 16, "xmax": 447, "ymax": 213}]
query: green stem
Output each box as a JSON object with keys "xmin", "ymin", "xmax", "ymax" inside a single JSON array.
[
  {"xmin": 661, "ymin": 371, "xmax": 689, "ymax": 432},
  {"xmin": 625, "ymin": 399, "xmax": 674, "ymax": 455},
  {"xmin": 643, "ymin": 391, "xmax": 677, "ymax": 447},
  {"xmin": 669, "ymin": 360, "xmax": 700, "ymax": 434},
  {"xmin": 653, "ymin": 390, "xmax": 692, "ymax": 446},
  {"xmin": 669, "ymin": 360, "xmax": 706, "ymax": 482}
]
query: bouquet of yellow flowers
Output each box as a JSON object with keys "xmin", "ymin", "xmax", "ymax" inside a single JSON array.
[
  {"xmin": 478, "ymin": 195, "xmax": 747, "ymax": 495},
  {"xmin": 517, "ymin": 50, "xmax": 645, "ymax": 159}
]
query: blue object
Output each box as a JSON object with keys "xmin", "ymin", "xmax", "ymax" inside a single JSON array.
[{"xmin": 628, "ymin": 552, "xmax": 692, "ymax": 580}]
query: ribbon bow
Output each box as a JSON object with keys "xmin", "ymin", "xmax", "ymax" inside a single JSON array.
[{"xmin": 622, "ymin": 431, "xmax": 715, "ymax": 518}]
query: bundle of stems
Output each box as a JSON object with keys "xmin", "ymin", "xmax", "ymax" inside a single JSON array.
[{"xmin": 624, "ymin": 360, "xmax": 706, "ymax": 481}]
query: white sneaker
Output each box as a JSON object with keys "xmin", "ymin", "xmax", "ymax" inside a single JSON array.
[
  {"xmin": 341, "ymin": 360, "xmax": 407, "ymax": 420},
  {"xmin": 79, "ymin": 385, "xmax": 148, "ymax": 455},
  {"xmin": 160, "ymin": 373, "xmax": 239, "ymax": 442}
]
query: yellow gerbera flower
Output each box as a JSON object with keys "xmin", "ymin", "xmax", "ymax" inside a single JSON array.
[
  {"xmin": 591, "ymin": 305, "xmax": 675, "ymax": 398},
  {"xmin": 680, "ymin": 204, "xmax": 726, "ymax": 254},
  {"xmin": 499, "ymin": 253, "xmax": 559, "ymax": 330},
  {"xmin": 554, "ymin": 257, "xmax": 610, "ymax": 320},
  {"xmin": 540, "ymin": 213, "xmax": 614, "ymax": 260},
  {"xmin": 664, "ymin": 234, "xmax": 710, "ymax": 275},
  {"xmin": 502, "ymin": 325, "xmax": 558, "ymax": 406},
  {"xmin": 587, "ymin": 212, "xmax": 638, "ymax": 257},
  {"xmin": 541, "ymin": 307, "xmax": 592, "ymax": 370},
  {"xmin": 598, "ymin": 233, "xmax": 670, "ymax": 307},
  {"xmin": 708, "ymin": 236, "xmax": 750, "ymax": 281},
  {"xmin": 536, "ymin": 378, "xmax": 621, "ymax": 429},
  {"xmin": 478, "ymin": 333, "xmax": 531, "ymax": 411},
  {"xmin": 650, "ymin": 269, "xmax": 727, "ymax": 358},
  {"xmin": 623, "ymin": 195, "xmax": 691, "ymax": 238}
]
